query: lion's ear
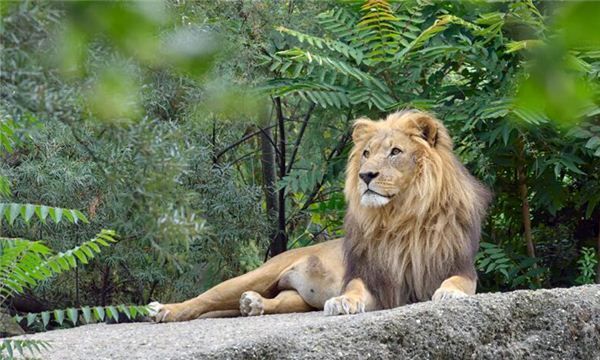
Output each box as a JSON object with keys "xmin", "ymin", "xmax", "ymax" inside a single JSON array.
[
  {"xmin": 352, "ymin": 117, "xmax": 375, "ymax": 143},
  {"xmin": 412, "ymin": 115, "xmax": 439, "ymax": 147}
]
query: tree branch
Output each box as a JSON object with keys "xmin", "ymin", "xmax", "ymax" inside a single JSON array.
[
  {"xmin": 286, "ymin": 102, "xmax": 316, "ymax": 174},
  {"xmin": 214, "ymin": 123, "xmax": 278, "ymax": 161}
]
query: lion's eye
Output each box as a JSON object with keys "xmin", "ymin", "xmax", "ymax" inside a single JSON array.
[
  {"xmin": 363, "ymin": 149, "xmax": 370, "ymax": 158},
  {"xmin": 390, "ymin": 147, "xmax": 402, "ymax": 156}
]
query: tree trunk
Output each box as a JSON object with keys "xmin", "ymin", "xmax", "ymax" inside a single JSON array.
[
  {"xmin": 271, "ymin": 97, "xmax": 288, "ymax": 257},
  {"xmin": 517, "ymin": 135, "xmax": 535, "ymax": 258},
  {"xmin": 259, "ymin": 123, "xmax": 279, "ymax": 252},
  {"xmin": 518, "ymin": 171, "xmax": 535, "ymax": 258}
]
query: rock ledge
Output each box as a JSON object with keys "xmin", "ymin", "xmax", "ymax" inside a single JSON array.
[{"xmin": 12, "ymin": 285, "xmax": 600, "ymax": 359}]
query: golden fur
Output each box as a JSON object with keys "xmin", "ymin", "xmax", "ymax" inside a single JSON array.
[
  {"xmin": 149, "ymin": 110, "xmax": 490, "ymax": 322},
  {"xmin": 342, "ymin": 110, "xmax": 490, "ymax": 308}
]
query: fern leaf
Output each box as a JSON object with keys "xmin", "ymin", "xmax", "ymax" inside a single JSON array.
[
  {"xmin": 0, "ymin": 202, "xmax": 89, "ymax": 225},
  {"xmin": 275, "ymin": 49, "xmax": 389, "ymax": 92},
  {"xmin": 0, "ymin": 230, "xmax": 117, "ymax": 304},
  {"xmin": 317, "ymin": 7, "xmax": 359, "ymax": 40},
  {"xmin": 262, "ymin": 79, "xmax": 351, "ymax": 109},
  {"xmin": 397, "ymin": 15, "xmax": 482, "ymax": 59},
  {"xmin": 0, "ymin": 339, "xmax": 51, "ymax": 359},
  {"xmin": 276, "ymin": 26, "xmax": 364, "ymax": 64},
  {"xmin": 15, "ymin": 304, "xmax": 150, "ymax": 329},
  {"xmin": 354, "ymin": 0, "xmax": 401, "ymax": 63}
]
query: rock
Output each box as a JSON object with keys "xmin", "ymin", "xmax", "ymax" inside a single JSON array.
[
  {"xmin": 0, "ymin": 309, "xmax": 25, "ymax": 337},
  {"xmin": 10, "ymin": 285, "xmax": 600, "ymax": 359}
]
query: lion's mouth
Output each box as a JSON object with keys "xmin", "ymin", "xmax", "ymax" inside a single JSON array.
[
  {"xmin": 364, "ymin": 189, "xmax": 393, "ymax": 198},
  {"xmin": 361, "ymin": 189, "xmax": 394, "ymax": 207}
]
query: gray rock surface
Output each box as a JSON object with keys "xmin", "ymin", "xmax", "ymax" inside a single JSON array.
[{"xmin": 10, "ymin": 285, "xmax": 600, "ymax": 359}]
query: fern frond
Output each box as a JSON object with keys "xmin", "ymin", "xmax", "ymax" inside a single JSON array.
[
  {"xmin": 478, "ymin": 99, "xmax": 549, "ymax": 126},
  {"xmin": 14, "ymin": 304, "xmax": 150, "ymax": 328},
  {"xmin": 263, "ymin": 79, "xmax": 351, "ymax": 109},
  {"xmin": 0, "ymin": 239, "xmax": 52, "ymax": 303},
  {"xmin": 0, "ymin": 202, "xmax": 89, "ymax": 225},
  {"xmin": 355, "ymin": 0, "xmax": 401, "ymax": 63},
  {"xmin": 349, "ymin": 87, "xmax": 396, "ymax": 111},
  {"xmin": 397, "ymin": 15, "xmax": 482, "ymax": 59},
  {"xmin": 317, "ymin": 7, "xmax": 359, "ymax": 40},
  {"xmin": 0, "ymin": 230, "xmax": 117, "ymax": 305},
  {"xmin": 275, "ymin": 48, "xmax": 389, "ymax": 92},
  {"xmin": 276, "ymin": 26, "xmax": 364, "ymax": 64},
  {"xmin": 0, "ymin": 339, "xmax": 51, "ymax": 359}
]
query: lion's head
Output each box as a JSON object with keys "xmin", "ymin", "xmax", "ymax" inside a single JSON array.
[
  {"xmin": 343, "ymin": 110, "xmax": 491, "ymax": 308},
  {"xmin": 345, "ymin": 110, "xmax": 454, "ymax": 209}
]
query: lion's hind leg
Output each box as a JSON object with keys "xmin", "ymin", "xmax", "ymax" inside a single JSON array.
[{"xmin": 240, "ymin": 290, "xmax": 314, "ymax": 316}]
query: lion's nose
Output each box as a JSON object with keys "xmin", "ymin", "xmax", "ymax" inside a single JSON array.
[{"xmin": 359, "ymin": 171, "xmax": 379, "ymax": 185}]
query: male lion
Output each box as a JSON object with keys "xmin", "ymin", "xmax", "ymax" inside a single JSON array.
[{"xmin": 150, "ymin": 110, "xmax": 490, "ymax": 322}]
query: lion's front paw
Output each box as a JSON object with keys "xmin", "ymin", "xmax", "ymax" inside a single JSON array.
[
  {"xmin": 432, "ymin": 288, "xmax": 468, "ymax": 301},
  {"xmin": 324, "ymin": 295, "xmax": 365, "ymax": 316},
  {"xmin": 148, "ymin": 301, "xmax": 195, "ymax": 322},
  {"xmin": 240, "ymin": 291, "xmax": 265, "ymax": 316}
]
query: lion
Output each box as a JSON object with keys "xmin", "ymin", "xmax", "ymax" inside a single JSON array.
[{"xmin": 149, "ymin": 110, "xmax": 491, "ymax": 322}]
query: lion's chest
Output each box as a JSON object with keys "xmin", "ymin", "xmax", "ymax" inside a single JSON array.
[{"xmin": 346, "ymin": 240, "xmax": 452, "ymax": 308}]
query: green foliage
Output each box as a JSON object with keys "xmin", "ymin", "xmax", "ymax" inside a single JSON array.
[
  {"xmin": 0, "ymin": 202, "xmax": 89, "ymax": 226},
  {"xmin": 0, "ymin": 230, "xmax": 117, "ymax": 303},
  {"xmin": 0, "ymin": 201, "xmax": 149, "ymax": 359},
  {"xmin": 575, "ymin": 247, "xmax": 598, "ymax": 285},
  {"xmin": 476, "ymin": 242, "xmax": 546, "ymax": 289},
  {"xmin": 14, "ymin": 304, "xmax": 150, "ymax": 328},
  {"xmin": 0, "ymin": 339, "xmax": 51, "ymax": 359}
]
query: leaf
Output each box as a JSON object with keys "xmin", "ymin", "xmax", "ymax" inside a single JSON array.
[
  {"xmin": 107, "ymin": 305, "xmax": 119, "ymax": 322},
  {"xmin": 67, "ymin": 308, "xmax": 79, "ymax": 325},
  {"xmin": 478, "ymin": 257, "xmax": 491, "ymax": 269},
  {"xmin": 38, "ymin": 205, "xmax": 49, "ymax": 222},
  {"xmin": 49, "ymin": 207, "xmax": 63, "ymax": 223},
  {"xmin": 93, "ymin": 306, "xmax": 105, "ymax": 321},
  {"xmin": 23, "ymin": 204, "xmax": 35, "ymax": 223},
  {"xmin": 72, "ymin": 209, "xmax": 89, "ymax": 223},
  {"xmin": 585, "ymin": 136, "xmax": 600, "ymax": 150},
  {"xmin": 118, "ymin": 304, "xmax": 131, "ymax": 319},
  {"xmin": 9, "ymin": 203, "xmax": 20, "ymax": 225},
  {"xmin": 81, "ymin": 306, "xmax": 92, "ymax": 324},
  {"xmin": 54, "ymin": 309, "xmax": 65, "ymax": 325},
  {"xmin": 26, "ymin": 312, "xmax": 37, "ymax": 326},
  {"xmin": 41, "ymin": 311, "xmax": 51, "ymax": 328},
  {"xmin": 560, "ymin": 158, "xmax": 586, "ymax": 175},
  {"xmin": 129, "ymin": 305, "xmax": 138, "ymax": 318},
  {"xmin": 73, "ymin": 249, "xmax": 88, "ymax": 264},
  {"xmin": 66, "ymin": 253, "xmax": 77, "ymax": 267},
  {"xmin": 63, "ymin": 210, "xmax": 75, "ymax": 223}
]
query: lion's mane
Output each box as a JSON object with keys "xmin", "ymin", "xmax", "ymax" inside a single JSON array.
[{"xmin": 343, "ymin": 110, "xmax": 491, "ymax": 308}]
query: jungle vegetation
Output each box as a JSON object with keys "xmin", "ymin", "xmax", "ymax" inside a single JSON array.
[{"xmin": 1, "ymin": 0, "xmax": 599, "ymax": 355}]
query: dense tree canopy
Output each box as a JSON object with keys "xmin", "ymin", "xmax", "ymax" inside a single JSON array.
[{"xmin": 1, "ymin": 0, "xmax": 599, "ymax": 346}]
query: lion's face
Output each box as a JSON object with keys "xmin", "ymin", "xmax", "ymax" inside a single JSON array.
[
  {"xmin": 346, "ymin": 111, "xmax": 447, "ymax": 209},
  {"xmin": 356, "ymin": 129, "xmax": 419, "ymax": 207}
]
